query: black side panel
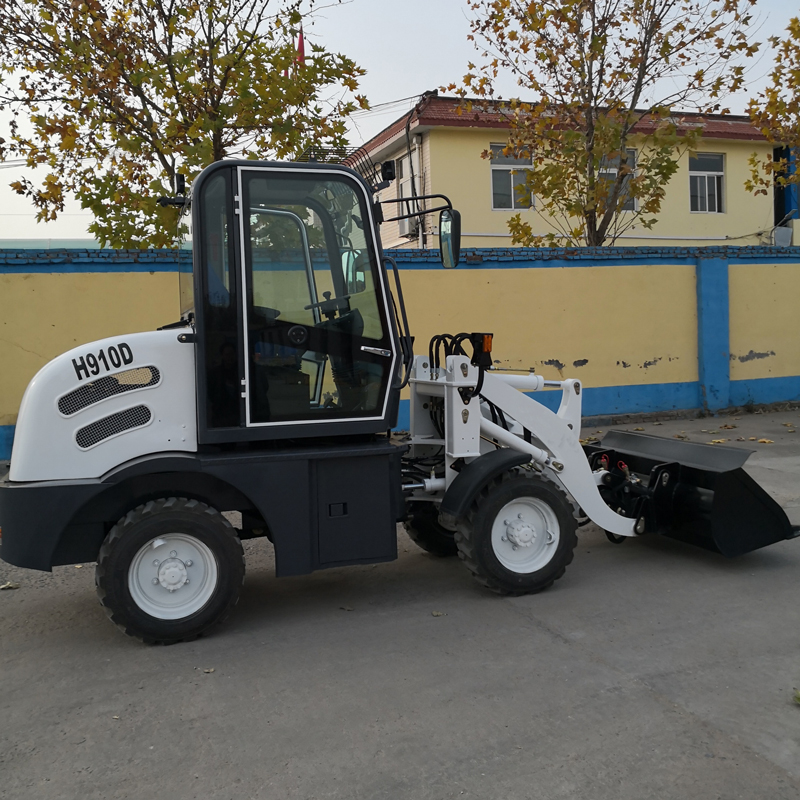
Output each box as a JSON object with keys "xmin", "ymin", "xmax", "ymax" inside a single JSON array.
[
  {"xmin": 208, "ymin": 459, "xmax": 315, "ymax": 577},
  {"xmin": 439, "ymin": 449, "xmax": 531, "ymax": 530},
  {"xmin": 317, "ymin": 456, "xmax": 397, "ymax": 566}
]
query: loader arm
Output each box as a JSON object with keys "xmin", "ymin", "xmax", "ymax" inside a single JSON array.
[
  {"xmin": 407, "ymin": 354, "xmax": 636, "ymax": 537},
  {"xmin": 477, "ymin": 373, "xmax": 637, "ymax": 537}
]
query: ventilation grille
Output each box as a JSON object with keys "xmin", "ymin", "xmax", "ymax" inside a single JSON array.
[
  {"xmin": 75, "ymin": 405, "xmax": 152, "ymax": 449},
  {"xmin": 58, "ymin": 367, "xmax": 160, "ymax": 416}
]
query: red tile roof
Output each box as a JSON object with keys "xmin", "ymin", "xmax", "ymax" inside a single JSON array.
[{"xmin": 360, "ymin": 95, "xmax": 766, "ymax": 154}]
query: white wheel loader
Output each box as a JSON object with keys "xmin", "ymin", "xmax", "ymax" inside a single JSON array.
[{"xmin": 1, "ymin": 158, "xmax": 796, "ymax": 643}]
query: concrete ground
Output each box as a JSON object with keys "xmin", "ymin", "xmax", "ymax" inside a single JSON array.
[{"xmin": 2, "ymin": 409, "xmax": 800, "ymax": 799}]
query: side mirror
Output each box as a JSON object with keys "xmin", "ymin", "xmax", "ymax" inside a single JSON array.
[
  {"xmin": 439, "ymin": 208, "xmax": 461, "ymax": 269},
  {"xmin": 381, "ymin": 160, "xmax": 396, "ymax": 182}
]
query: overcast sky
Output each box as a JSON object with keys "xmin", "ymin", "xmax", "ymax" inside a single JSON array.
[{"xmin": 0, "ymin": 0, "xmax": 794, "ymax": 241}]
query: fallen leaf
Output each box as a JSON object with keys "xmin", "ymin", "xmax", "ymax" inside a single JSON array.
[
  {"xmin": 203, "ymin": 668, "xmax": 215, "ymax": 674},
  {"xmin": 633, "ymin": 427, "xmax": 644, "ymax": 431},
  {"xmin": 112, "ymin": 715, "xmax": 120, "ymax": 720},
  {"xmin": 340, "ymin": 606, "xmax": 353, "ymax": 611},
  {"xmin": 749, "ymin": 437, "xmax": 757, "ymax": 441},
  {"xmin": 652, "ymin": 422, "xmax": 663, "ymax": 425},
  {"xmin": 431, "ymin": 611, "xmax": 445, "ymax": 617},
  {"xmin": 736, "ymin": 437, "xmax": 746, "ymax": 441},
  {"xmin": 788, "ymin": 429, "xmax": 796, "ymax": 434},
  {"xmin": 0, "ymin": 582, "xmax": 20, "ymax": 590},
  {"xmin": 793, "ymin": 688, "xmax": 800, "ymax": 706},
  {"xmin": 709, "ymin": 439, "xmax": 728, "ymax": 444},
  {"xmin": 720, "ymin": 424, "xmax": 737, "ymax": 429},
  {"xmin": 758, "ymin": 439, "xmax": 774, "ymax": 444},
  {"xmin": 75, "ymin": 565, "xmax": 82, "ymax": 569},
  {"xmin": 674, "ymin": 434, "xmax": 688, "ymax": 440}
]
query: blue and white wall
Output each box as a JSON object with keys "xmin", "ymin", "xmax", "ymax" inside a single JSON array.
[{"xmin": 2, "ymin": 246, "xmax": 800, "ymax": 459}]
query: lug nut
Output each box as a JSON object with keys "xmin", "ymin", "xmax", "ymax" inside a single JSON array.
[
  {"xmin": 153, "ymin": 560, "xmax": 159, "ymax": 566},
  {"xmin": 152, "ymin": 578, "xmax": 159, "ymax": 585},
  {"xmin": 184, "ymin": 579, "xmax": 190, "ymax": 585},
  {"xmin": 170, "ymin": 551, "xmax": 177, "ymax": 557},
  {"xmin": 501, "ymin": 536, "xmax": 507, "ymax": 542},
  {"xmin": 185, "ymin": 560, "xmax": 193, "ymax": 567}
]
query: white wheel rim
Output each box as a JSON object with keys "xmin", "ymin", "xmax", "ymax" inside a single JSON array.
[
  {"xmin": 128, "ymin": 533, "xmax": 218, "ymax": 620},
  {"xmin": 491, "ymin": 497, "xmax": 561, "ymax": 574}
]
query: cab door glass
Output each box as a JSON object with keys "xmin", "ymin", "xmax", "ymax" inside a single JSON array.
[
  {"xmin": 200, "ymin": 172, "xmax": 240, "ymax": 429},
  {"xmin": 240, "ymin": 170, "xmax": 392, "ymax": 425}
]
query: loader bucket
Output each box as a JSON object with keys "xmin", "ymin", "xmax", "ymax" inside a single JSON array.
[{"xmin": 586, "ymin": 430, "xmax": 795, "ymax": 558}]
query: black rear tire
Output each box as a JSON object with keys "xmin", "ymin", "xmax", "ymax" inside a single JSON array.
[
  {"xmin": 95, "ymin": 497, "xmax": 245, "ymax": 644},
  {"xmin": 455, "ymin": 471, "xmax": 578, "ymax": 595},
  {"xmin": 404, "ymin": 502, "xmax": 458, "ymax": 557}
]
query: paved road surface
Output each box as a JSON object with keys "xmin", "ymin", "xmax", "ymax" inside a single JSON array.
[{"xmin": 2, "ymin": 409, "xmax": 799, "ymax": 799}]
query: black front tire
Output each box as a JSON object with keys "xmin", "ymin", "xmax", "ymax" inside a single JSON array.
[
  {"xmin": 455, "ymin": 471, "xmax": 578, "ymax": 595},
  {"xmin": 95, "ymin": 497, "xmax": 245, "ymax": 644},
  {"xmin": 404, "ymin": 502, "xmax": 458, "ymax": 557}
]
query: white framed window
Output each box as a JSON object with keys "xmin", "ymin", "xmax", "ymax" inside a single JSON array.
[
  {"xmin": 490, "ymin": 143, "xmax": 533, "ymax": 210},
  {"xmin": 396, "ymin": 151, "xmax": 420, "ymax": 238},
  {"xmin": 397, "ymin": 151, "xmax": 419, "ymax": 206},
  {"xmin": 599, "ymin": 149, "xmax": 637, "ymax": 211},
  {"xmin": 689, "ymin": 153, "xmax": 724, "ymax": 213}
]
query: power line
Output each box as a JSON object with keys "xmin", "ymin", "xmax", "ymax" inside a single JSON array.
[{"xmin": 349, "ymin": 94, "xmax": 421, "ymax": 118}]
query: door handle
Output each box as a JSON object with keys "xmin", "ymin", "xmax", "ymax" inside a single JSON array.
[{"xmin": 360, "ymin": 346, "xmax": 392, "ymax": 358}]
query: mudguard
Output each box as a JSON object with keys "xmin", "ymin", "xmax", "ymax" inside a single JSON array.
[{"xmin": 438, "ymin": 448, "xmax": 530, "ymax": 530}]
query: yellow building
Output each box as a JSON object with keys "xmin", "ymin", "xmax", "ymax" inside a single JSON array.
[{"xmin": 360, "ymin": 95, "xmax": 792, "ymax": 249}]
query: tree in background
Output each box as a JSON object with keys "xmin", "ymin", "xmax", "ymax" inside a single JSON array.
[
  {"xmin": 747, "ymin": 17, "xmax": 800, "ymax": 208},
  {"xmin": 0, "ymin": 0, "xmax": 366, "ymax": 247},
  {"xmin": 454, "ymin": 0, "xmax": 759, "ymax": 246}
]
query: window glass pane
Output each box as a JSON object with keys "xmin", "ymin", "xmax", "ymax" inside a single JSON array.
[
  {"xmin": 690, "ymin": 174, "xmax": 706, "ymax": 212},
  {"xmin": 621, "ymin": 173, "xmax": 635, "ymax": 211},
  {"xmin": 707, "ymin": 175, "xmax": 717, "ymax": 213},
  {"xmin": 241, "ymin": 171, "xmax": 390, "ymax": 424},
  {"xmin": 689, "ymin": 153, "xmax": 724, "ymax": 173},
  {"xmin": 203, "ymin": 175, "xmax": 232, "ymax": 308},
  {"xmin": 511, "ymin": 169, "xmax": 532, "ymax": 209},
  {"xmin": 715, "ymin": 175, "xmax": 724, "ymax": 213},
  {"xmin": 598, "ymin": 170, "xmax": 615, "ymax": 203},
  {"xmin": 199, "ymin": 173, "xmax": 240, "ymax": 429},
  {"xmin": 600, "ymin": 154, "xmax": 621, "ymax": 170},
  {"xmin": 490, "ymin": 143, "xmax": 531, "ymax": 166},
  {"xmin": 492, "ymin": 169, "xmax": 513, "ymax": 209}
]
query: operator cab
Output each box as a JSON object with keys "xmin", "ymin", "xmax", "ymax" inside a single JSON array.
[{"xmin": 184, "ymin": 162, "xmax": 400, "ymax": 444}]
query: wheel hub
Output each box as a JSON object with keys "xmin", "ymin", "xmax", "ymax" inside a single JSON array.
[
  {"xmin": 157, "ymin": 557, "xmax": 189, "ymax": 592},
  {"xmin": 504, "ymin": 516, "xmax": 537, "ymax": 548}
]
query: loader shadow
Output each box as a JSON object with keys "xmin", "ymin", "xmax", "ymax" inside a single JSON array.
[{"xmin": 229, "ymin": 545, "xmax": 476, "ymax": 632}]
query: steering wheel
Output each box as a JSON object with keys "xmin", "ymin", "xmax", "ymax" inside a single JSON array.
[
  {"xmin": 249, "ymin": 305, "xmax": 282, "ymax": 329},
  {"xmin": 304, "ymin": 291, "xmax": 351, "ymax": 320}
]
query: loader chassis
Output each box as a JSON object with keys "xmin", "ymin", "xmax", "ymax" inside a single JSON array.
[
  {"xmin": 1, "ymin": 158, "xmax": 796, "ymax": 644},
  {"xmin": 1, "ymin": 441, "xmax": 404, "ymax": 575}
]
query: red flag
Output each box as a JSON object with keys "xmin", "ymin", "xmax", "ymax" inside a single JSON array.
[{"xmin": 296, "ymin": 25, "xmax": 305, "ymax": 66}]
